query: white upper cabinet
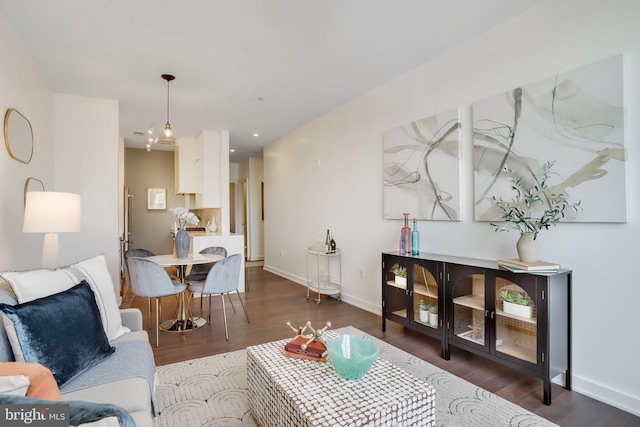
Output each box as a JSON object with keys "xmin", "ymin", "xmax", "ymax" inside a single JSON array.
[
  {"xmin": 175, "ymin": 130, "xmax": 229, "ymax": 210},
  {"xmin": 195, "ymin": 130, "xmax": 229, "ymax": 209},
  {"xmin": 174, "ymin": 137, "xmax": 201, "ymax": 194}
]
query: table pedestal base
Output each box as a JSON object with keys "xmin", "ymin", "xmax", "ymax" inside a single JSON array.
[{"xmin": 160, "ymin": 317, "xmax": 206, "ymax": 332}]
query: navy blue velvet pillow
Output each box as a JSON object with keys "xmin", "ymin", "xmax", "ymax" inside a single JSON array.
[{"xmin": 0, "ymin": 281, "xmax": 115, "ymax": 387}]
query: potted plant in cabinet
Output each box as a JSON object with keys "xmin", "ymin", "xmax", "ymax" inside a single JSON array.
[
  {"xmin": 428, "ymin": 305, "xmax": 438, "ymax": 327},
  {"xmin": 394, "ymin": 266, "xmax": 407, "ymax": 287},
  {"xmin": 500, "ymin": 289, "xmax": 533, "ymax": 319},
  {"xmin": 418, "ymin": 299, "xmax": 430, "ymax": 323}
]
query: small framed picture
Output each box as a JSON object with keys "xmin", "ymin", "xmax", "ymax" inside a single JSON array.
[{"xmin": 147, "ymin": 187, "xmax": 167, "ymax": 210}]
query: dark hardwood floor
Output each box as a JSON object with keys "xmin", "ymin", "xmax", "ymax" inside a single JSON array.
[{"xmin": 123, "ymin": 265, "xmax": 639, "ymax": 427}]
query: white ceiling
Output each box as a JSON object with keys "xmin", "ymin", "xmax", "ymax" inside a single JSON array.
[{"xmin": 0, "ymin": 0, "xmax": 542, "ymax": 163}]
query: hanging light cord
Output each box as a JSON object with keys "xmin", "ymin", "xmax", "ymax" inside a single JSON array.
[{"xmin": 166, "ymin": 78, "xmax": 170, "ymax": 124}]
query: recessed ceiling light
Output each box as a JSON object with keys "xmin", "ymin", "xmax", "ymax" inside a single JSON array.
[
  {"xmin": 253, "ymin": 133, "xmax": 259, "ymax": 137},
  {"xmin": 230, "ymin": 149, "xmax": 235, "ymax": 152}
]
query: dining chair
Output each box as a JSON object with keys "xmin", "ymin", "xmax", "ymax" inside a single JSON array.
[
  {"xmin": 187, "ymin": 254, "xmax": 249, "ymax": 341},
  {"xmin": 184, "ymin": 246, "xmax": 228, "ymax": 281},
  {"xmin": 123, "ymin": 248, "xmax": 155, "ymax": 315},
  {"xmin": 184, "ymin": 246, "xmax": 229, "ymax": 311},
  {"xmin": 127, "ymin": 256, "xmax": 189, "ymax": 347}
]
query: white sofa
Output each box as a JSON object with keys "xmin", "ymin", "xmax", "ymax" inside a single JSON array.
[{"xmin": 0, "ymin": 255, "xmax": 156, "ymax": 427}]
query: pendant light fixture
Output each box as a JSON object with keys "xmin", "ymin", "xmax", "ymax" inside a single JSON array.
[{"xmin": 155, "ymin": 74, "xmax": 177, "ymax": 145}]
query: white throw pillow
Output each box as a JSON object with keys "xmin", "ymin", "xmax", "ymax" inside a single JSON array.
[
  {"xmin": 0, "ymin": 375, "xmax": 30, "ymax": 396},
  {"xmin": 0, "ymin": 268, "xmax": 77, "ymax": 302},
  {"xmin": 0, "ymin": 255, "xmax": 130, "ymax": 341},
  {"xmin": 68, "ymin": 255, "xmax": 130, "ymax": 341}
]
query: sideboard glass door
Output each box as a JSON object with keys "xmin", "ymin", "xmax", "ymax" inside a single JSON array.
[
  {"xmin": 448, "ymin": 265, "xmax": 487, "ymax": 351},
  {"xmin": 412, "ymin": 261, "xmax": 439, "ymax": 329},
  {"xmin": 383, "ymin": 258, "xmax": 409, "ymax": 322},
  {"xmin": 494, "ymin": 273, "xmax": 538, "ymax": 366}
]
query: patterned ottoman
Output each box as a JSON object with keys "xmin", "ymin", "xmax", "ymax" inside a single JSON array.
[{"xmin": 247, "ymin": 335, "xmax": 435, "ymax": 426}]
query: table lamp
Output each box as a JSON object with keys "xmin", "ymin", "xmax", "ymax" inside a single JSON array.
[{"xmin": 23, "ymin": 191, "xmax": 82, "ymax": 269}]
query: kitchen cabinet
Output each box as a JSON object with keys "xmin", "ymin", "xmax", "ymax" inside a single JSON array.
[
  {"xmin": 174, "ymin": 131, "xmax": 229, "ymax": 210},
  {"xmin": 174, "ymin": 137, "xmax": 201, "ymax": 194},
  {"xmin": 382, "ymin": 252, "xmax": 571, "ymax": 404}
]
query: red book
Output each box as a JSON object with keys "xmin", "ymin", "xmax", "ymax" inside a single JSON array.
[
  {"xmin": 284, "ymin": 336, "xmax": 328, "ymax": 358},
  {"xmin": 283, "ymin": 350, "xmax": 328, "ymax": 362}
]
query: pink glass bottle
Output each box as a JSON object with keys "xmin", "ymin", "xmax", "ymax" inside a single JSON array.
[{"xmin": 401, "ymin": 213, "xmax": 412, "ymax": 256}]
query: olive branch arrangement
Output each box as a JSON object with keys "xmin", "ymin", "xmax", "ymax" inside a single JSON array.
[{"xmin": 490, "ymin": 161, "xmax": 582, "ymax": 240}]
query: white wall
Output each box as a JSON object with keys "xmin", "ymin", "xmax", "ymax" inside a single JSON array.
[
  {"xmin": 264, "ymin": 0, "xmax": 640, "ymax": 415},
  {"xmin": 54, "ymin": 93, "xmax": 120, "ymax": 286},
  {"xmin": 125, "ymin": 148, "xmax": 182, "ymax": 255},
  {"xmin": 0, "ymin": 14, "xmax": 54, "ymax": 271},
  {"xmin": 0, "ymin": 13, "xmax": 122, "ymax": 295},
  {"xmin": 248, "ymin": 158, "xmax": 264, "ymax": 261},
  {"xmin": 237, "ymin": 158, "xmax": 264, "ymax": 261}
]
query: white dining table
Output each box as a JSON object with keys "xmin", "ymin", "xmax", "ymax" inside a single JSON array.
[{"xmin": 145, "ymin": 253, "xmax": 223, "ymax": 332}]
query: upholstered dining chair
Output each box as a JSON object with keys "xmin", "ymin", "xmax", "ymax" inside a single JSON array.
[
  {"xmin": 184, "ymin": 246, "xmax": 229, "ymax": 311},
  {"xmin": 122, "ymin": 248, "xmax": 155, "ymax": 311},
  {"xmin": 126, "ymin": 257, "xmax": 188, "ymax": 347},
  {"xmin": 187, "ymin": 253, "xmax": 249, "ymax": 341},
  {"xmin": 184, "ymin": 246, "xmax": 227, "ymax": 282}
]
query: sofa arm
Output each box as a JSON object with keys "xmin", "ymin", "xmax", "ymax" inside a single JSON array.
[{"xmin": 119, "ymin": 308, "xmax": 143, "ymax": 331}]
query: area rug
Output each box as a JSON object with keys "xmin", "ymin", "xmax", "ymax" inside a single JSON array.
[{"xmin": 155, "ymin": 326, "xmax": 558, "ymax": 427}]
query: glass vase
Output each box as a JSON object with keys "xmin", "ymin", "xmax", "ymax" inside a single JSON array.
[
  {"xmin": 175, "ymin": 227, "xmax": 190, "ymax": 259},
  {"xmin": 411, "ymin": 218, "xmax": 420, "ymax": 255},
  {"xmin": 401, "ymin": 213, "xmax": 411, "ymax": 256}
]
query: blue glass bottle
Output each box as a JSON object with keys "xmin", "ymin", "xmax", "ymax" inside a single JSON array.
[{"xmin": 411, "ymin": 218, "xmax": 420, "ymax": 255}]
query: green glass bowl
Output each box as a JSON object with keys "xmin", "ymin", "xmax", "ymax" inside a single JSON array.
[{"xmin": 325, "ymin": 334, "xmax": 379, "ymax": 380}]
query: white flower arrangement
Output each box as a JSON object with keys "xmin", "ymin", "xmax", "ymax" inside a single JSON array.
[{"xmin": 170, "ymin": 207, "xmax": 200, "ymax": 228}]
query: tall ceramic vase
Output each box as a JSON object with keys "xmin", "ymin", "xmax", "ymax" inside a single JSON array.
[
  {"xmin": 516, "ymin": 232, "xmax": 539, "ymax": 263},
  {"xmin": 175, "ymin": 227, "xmax": 190, "ymax": 259}
]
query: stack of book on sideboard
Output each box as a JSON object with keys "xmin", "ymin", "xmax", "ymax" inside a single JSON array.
[{"xmin": 498, "ymin": 259, "xmax": 560, "ymax": 274}]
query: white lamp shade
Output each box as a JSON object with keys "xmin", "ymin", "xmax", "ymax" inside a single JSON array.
[{"xmin": 23, "ymin": 191, "xmax": 82, "ymax": 233}]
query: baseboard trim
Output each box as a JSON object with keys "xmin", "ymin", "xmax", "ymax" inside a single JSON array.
[
  {"xmin": 263, "ymin": 264, "xmax": 380, "ymax": 316},
  {"xmin": 572, "ymin": 374, "xmax": 640, "ymax": 417}
]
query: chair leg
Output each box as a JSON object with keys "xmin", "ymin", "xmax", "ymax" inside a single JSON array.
[
  {"xmin": 226, "ymin": 293, "xmax": 237, "ymax": 313},
  {"xmin": 221, "ymin": 294, "xmax": 229, "ymax": 341},
  {"xmin": 128, "ymin": 294, "xmax": 136, "ymax": 308},
  {"xmin": 120, "ymin": 283, "xmax": 130, "ymax": 307},
  {"xmin": 155, "ymin": 298, "xmax": 160, "ymax": 348},
  {"xmin": 235, "ymin": 289, "xmax": 250, "ymax": 324},
  {"xmin": 185, "ymin": 290, "xmax": 195, "ymax": 330},
  {"xmin": 147, "ymin": 298, "xmax": 152, "ymax": 330}
]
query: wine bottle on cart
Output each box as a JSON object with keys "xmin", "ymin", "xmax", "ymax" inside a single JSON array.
[{"xmin": 325, "ymin": 229, "xmax": 331, "ymax": 254}]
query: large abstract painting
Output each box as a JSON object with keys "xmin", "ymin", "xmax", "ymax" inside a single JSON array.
[
  {"xmin": 473, "ymin": 55, "xmax": 626, "ymax": 223},
  {"xmin": 383, "ymin": 108, "xmax": 461, "ymax": 220}
]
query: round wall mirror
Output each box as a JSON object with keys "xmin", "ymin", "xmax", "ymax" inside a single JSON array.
[{"xmin": 4, "ymin": 108, "xmax": 34, "ymax": 164}]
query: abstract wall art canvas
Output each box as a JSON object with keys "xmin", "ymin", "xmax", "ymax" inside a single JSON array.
[
  {"xmin": 383, "ymin": 108, "xmax": 461, "ymax": 221},
  {"xmin": 473, "ymin": 55, "xmax": 626, "ymax": 223}
]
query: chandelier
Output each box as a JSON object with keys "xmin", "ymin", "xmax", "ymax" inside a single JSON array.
[{"xmin": 146, "ymin": 74, "xmax": 177, "ymax": 151}]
